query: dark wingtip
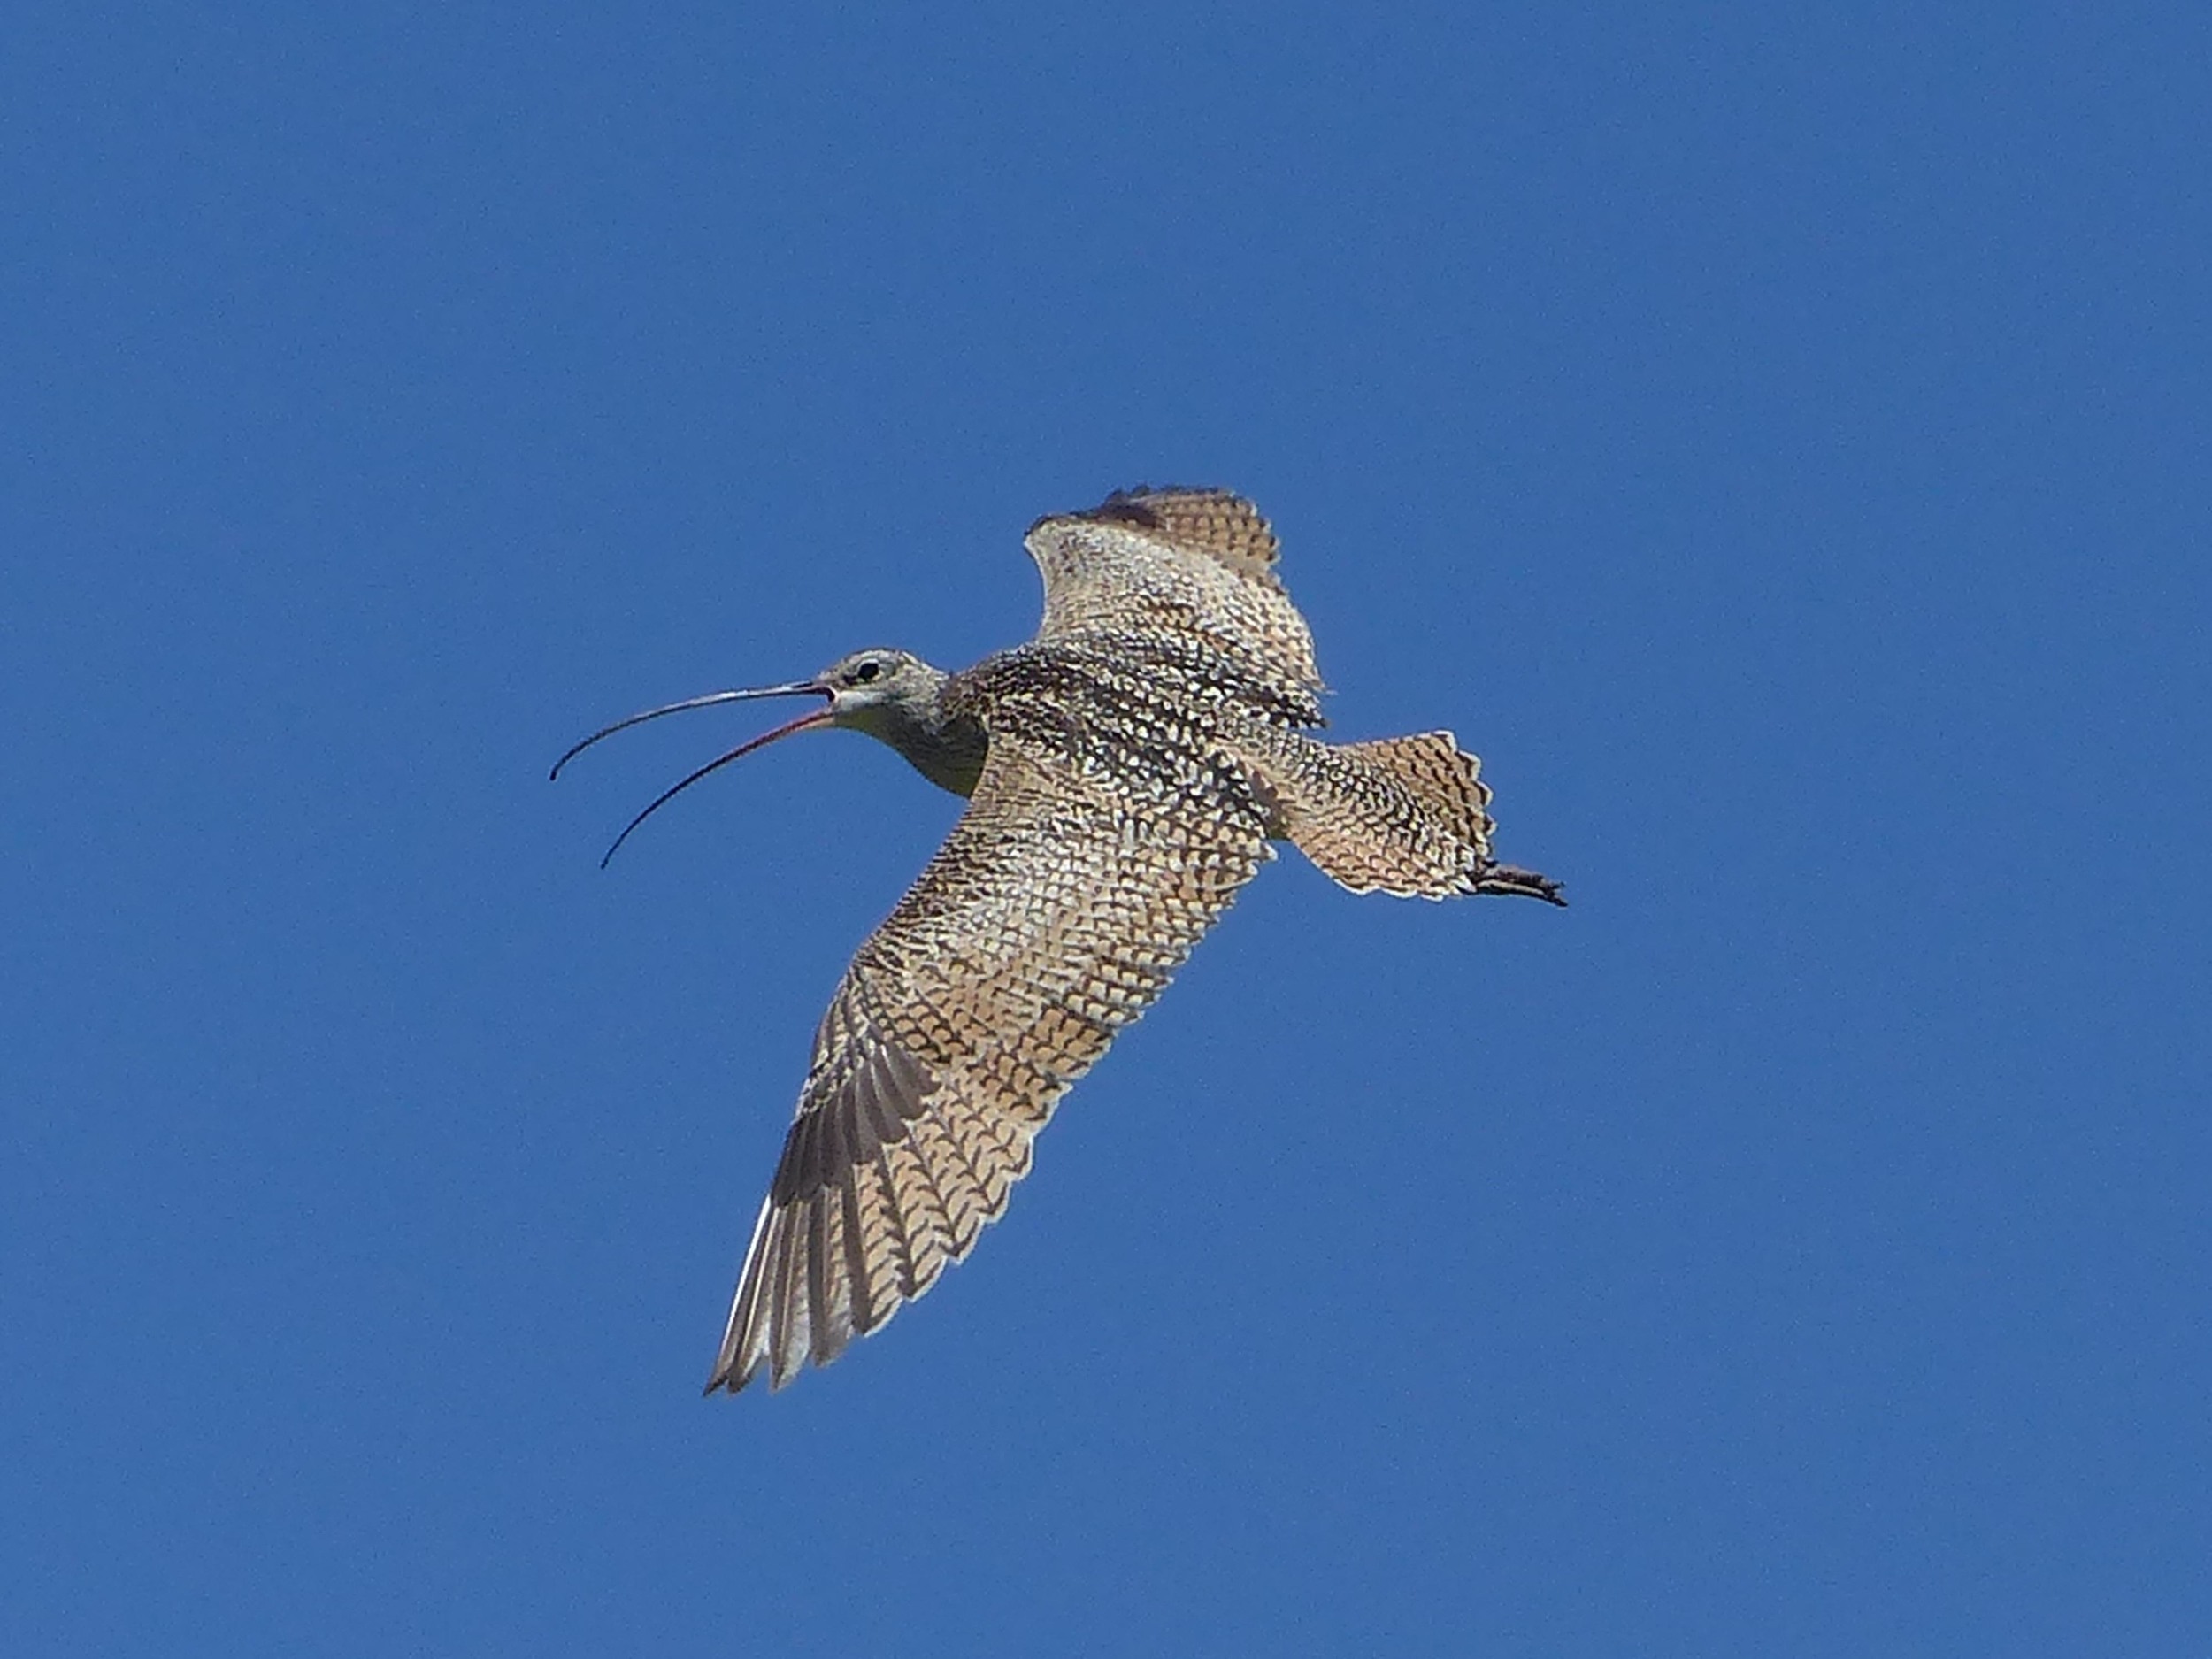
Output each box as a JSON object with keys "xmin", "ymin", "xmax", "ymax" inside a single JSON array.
[
  {"xmin": 1029, "ymin": 484, "xmax": 1240, "ymax": 537},
  {"xmin": 703, "ymin": 1360, "xmax": 753, "ymax": 1397},
  {"xmin": 1092, "ymin": 490, "xmax": 1162, "ymax": 527}
]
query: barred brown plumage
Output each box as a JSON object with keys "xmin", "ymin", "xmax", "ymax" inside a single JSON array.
[{"xmin": 553, "ymin": 486, "xmax": 1565, "ymax": 1394}]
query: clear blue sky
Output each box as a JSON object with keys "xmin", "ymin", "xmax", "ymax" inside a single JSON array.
[{"xmin": 5, "ymin": 4, "xmax": 2207, "ymax": 1653}]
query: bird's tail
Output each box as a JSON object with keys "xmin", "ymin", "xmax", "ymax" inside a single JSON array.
[{"xmin": 1246, "ymin": 730, "xmax": 1564, "ymax": 903}]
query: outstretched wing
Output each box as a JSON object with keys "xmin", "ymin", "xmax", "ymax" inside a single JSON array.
[
  {"xmin": 706, "ymin": 727, "xmax": 1271, "ymax": 1393},
  {"xmin": 1024, "ymin": 487, "xmax": 1325, "ymax": 711}
]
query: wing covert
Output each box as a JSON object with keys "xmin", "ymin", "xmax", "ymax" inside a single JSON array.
[
  {"xmin": 706, "ymin": 727, "xmax": 1271, "ymax": 1393},
  {"xmin": 1024, "ymin": 487, "xmax": 1325, "ymax": 709}
]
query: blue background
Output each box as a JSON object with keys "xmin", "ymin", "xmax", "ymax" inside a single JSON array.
[{"xmin": 6, "ymin": 4, "xmax": 2207, "ymax": 1653}]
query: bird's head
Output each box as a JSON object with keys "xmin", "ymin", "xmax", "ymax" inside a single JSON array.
[
  {"xmin": 552, "ymin": 645, "xmax": 965, "ymax": 865},
  {"xmin": 810, "ymin": 648, "xmax": 949, "ymax": 738}
]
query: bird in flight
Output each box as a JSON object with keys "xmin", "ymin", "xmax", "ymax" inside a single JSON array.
[{"xmin": 555, "ymin": 488, "xmax": 1563, "ymax": 1393}]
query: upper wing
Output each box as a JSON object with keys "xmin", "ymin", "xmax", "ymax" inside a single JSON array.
[
  {"xmin": 706, "ymin": 726, "xmax": 1271, "ymax": 1393},
  {"xmin": 1024, "ymin": 487, "xmax": 1325, "ymax": 708}
]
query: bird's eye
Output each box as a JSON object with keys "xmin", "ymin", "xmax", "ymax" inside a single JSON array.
[{"xmin": 852, "ymin": 660, "xmax": 881, "ymax": 684}]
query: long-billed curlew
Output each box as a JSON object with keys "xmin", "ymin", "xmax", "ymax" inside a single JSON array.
[{"xmin": 555, "ymin": 488, "xmax": 1564, "ymax": 1393}]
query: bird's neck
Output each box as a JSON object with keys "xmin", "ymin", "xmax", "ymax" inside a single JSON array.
[
  {"xmin": 844, "ymin": 698, "xmax": 988, "ymax": 799},
  {"xmin": 895, "ymin": 714, "xmax": 988, "ymax": 798}
]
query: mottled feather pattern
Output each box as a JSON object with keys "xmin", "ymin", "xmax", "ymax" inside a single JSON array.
[
  {"xmin": 709, "ymin": 664, "xmax": 1274, "ymax": 1392},
  {"xmin": 1243, "ymin": 728, "xmax": 1500, "ymax": 899},
  {"xmin": 1080, "ymin": 486, "xmax": 1285, "ymax": 580},
  {"xmin": 1025, "ymin": 488, "xmax": 1324, "ymax": 703},
  {"xmin": 700, "ymin": 486, "xmax": 1561, "ymax": 1394}
]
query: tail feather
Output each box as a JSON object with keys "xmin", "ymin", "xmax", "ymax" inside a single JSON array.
[{"xmin": 1251, "ymin": 730, "xmax": 1563, "ymax": 903}]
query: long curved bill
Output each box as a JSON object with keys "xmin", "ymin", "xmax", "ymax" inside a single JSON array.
[
  {"xmin": 549, "ymin": 681, "xmax": 826, "ymax": 780},
  {"xmin": 550, "ymin": 680, "xmax": 834, "ymax": 867}
]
